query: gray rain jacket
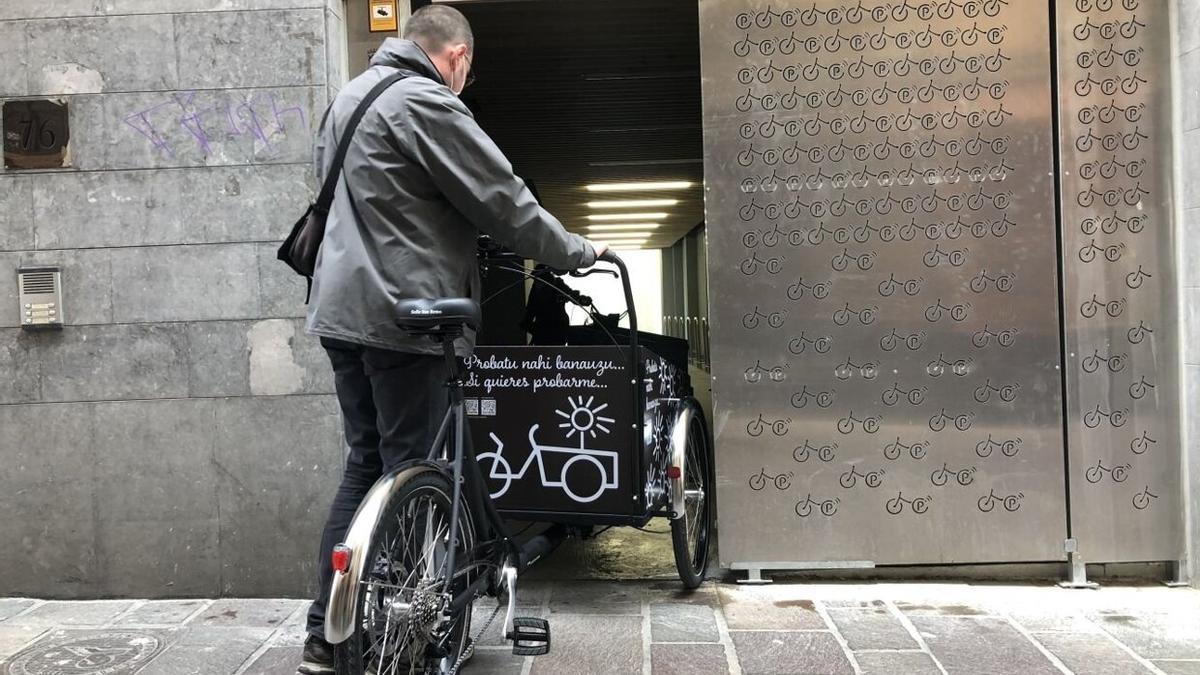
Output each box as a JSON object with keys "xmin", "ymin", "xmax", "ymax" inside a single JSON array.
[{"xmin": 305, "ymin": 39, "xmax": 595, "ymax": 355}]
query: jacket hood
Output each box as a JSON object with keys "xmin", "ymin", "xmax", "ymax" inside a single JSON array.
[{"xmin": 370, "ymin": 38, "xmax": 446, "ymax": 85}]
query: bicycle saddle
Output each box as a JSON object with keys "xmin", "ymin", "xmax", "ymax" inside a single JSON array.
[{"xmin": 394, "ymin": 298, "xmax": 481, "ymax": 333}]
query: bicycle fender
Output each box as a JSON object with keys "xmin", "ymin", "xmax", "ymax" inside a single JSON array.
[
  {"xmin": 669, "ymin": 398, "xmax": 705, "ymax": 520},
  {"xmin": 325, "ymin": 462, "xmax": 444, "ymax": 645}
]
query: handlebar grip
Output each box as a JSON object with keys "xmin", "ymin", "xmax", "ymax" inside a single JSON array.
[{"xmin": 598, "ymin": 250, "xmax": 621, "ymax": 264}]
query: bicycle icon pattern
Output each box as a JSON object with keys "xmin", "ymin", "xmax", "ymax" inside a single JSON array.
[
  {"xmin": 718, "ymin": 0, "xmax": 1052, "ymax": 528},
  {"xmin": 704, "ymin": 0, "xmax": 1151, "ymax": 560},
  {"xmin": 1060, "ymin": 0, "xmax": 1172, "ymax": 525}
]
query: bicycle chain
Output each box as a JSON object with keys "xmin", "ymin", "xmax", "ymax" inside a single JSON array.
[{"xmin": 446, "ymin": 601, "xmax": 503, "ymax": 675}]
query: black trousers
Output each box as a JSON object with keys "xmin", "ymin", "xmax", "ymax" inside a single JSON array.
[{"xmin": 307, "ymin": 337, "xmax": 448, "ymax": 638}]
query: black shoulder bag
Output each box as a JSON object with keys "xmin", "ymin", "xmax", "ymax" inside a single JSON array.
[{"xmin": 276, "ymin": 71, "xmax": 411, "ymax": 298}]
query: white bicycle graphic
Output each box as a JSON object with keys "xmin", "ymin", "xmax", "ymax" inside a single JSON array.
[{"xmin": 477, "ymin": 396, "xmax": 620, "ymax": 504}]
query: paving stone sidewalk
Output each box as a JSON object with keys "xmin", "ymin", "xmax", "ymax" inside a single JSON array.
[{"xmin": 1, "ymin": 581, "xmax": 1199, "ymax": 674}]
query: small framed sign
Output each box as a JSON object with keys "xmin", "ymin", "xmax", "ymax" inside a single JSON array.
[
  {"xmin": 3, "ymin": 99, "xmax": 71, "ymax": 170},
  {"xmin": 369, "ymin": 0, "xmax": 399, "ymax": 32}
]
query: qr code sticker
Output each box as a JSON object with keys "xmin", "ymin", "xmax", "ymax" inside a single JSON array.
[
  {"xmin": 465, "ymin": 399, "xmax": 480, "ymax": 416},
  {"xmin": 481, "ymin": 399, "xmax": 497, "ymax": 416}
]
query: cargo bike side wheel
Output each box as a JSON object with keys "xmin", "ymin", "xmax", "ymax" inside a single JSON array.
[{"xmin": 671, "ymin": 401, "xmax": 714, "ymax": 589}]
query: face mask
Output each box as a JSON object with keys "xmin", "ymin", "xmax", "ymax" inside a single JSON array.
[
  {"xmin": 451, "ymin": 51, "xmax": 473, "ymax": 95},
  {"xmin": 451, "ymin": 63, "xmax": 465, "ymax": 95}
]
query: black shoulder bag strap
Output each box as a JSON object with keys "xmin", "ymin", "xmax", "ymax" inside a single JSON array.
[
  {"xmin": 314, "ymin": 69, "xmax": 413, "ymax": 217},
  {"xmin": 278, "ymin": 69, "xmax": 415, "ymax": 301}
]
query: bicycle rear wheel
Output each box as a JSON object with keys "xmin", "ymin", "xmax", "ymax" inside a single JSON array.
[
  {"xmin": 671, "ymin": 404, "xmax": 714, "ymax": 589},
  {"xmin": 335, "ymin": 471, "xmax": 475, "ymax": 675}
]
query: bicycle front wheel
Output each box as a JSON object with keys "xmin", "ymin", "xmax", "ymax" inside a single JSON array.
[
  {"xmin": 335, "ymin": 471, "xmax": 475, "ymax": 675},
  {"xmin": 671, "ymin": 403, "xmax": 715, "ymax": 589}
]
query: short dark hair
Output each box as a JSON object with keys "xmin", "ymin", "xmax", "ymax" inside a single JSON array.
[{"xmin": 404, "ymin": 5, "xmax": 474, "ymax": 53}]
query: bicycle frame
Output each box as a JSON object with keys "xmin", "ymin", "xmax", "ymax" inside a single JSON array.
[{"xmin": 325, "ymin": 334, "xmax": 519, "ymax": 647}]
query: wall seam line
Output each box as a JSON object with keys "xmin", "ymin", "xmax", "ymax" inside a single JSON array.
[
  {"xmin": 0, "ymin": 161, "xmax": 312, "ymax": 184},
  {"xmin": 0, "ymin": 316, "xmax": 308, "ymax": 331},
  {"xmin": 0, "ymin": 161, "xmax": 316, "ymax": 180},
  {"xmin": 0, "ymin": 393, "xmax": 337, "ymax": 409},
  {"xmin": 171, "ymin": 13, "xmax": 184, "ymax": 106},
  {"xmin": 2, "ymin": 79, "xmax": 325, "ymax": 101},
  {"xmin": 0, "ymin": 5, "xmax": 325, "ymax": 24},
  {"xmin": 9, "ymin": 239, "xmax": 293, "ymax": 253}
]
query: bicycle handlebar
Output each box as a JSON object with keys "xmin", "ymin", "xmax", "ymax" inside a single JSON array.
[
  {"xmin": 597, "ymin": 252, "xmax": 638, "ymax": 337},
  {"xmin": 569, "ymin": 268, "xmax": 618, "ymax": 279},
  {"xmin": 476, "ymin": 243, "xmax": 638, "ymax": 345}
]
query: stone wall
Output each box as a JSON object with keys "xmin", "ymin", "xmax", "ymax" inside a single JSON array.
[
  {"xmin": 1175, "ymin": 0, "xmax": 1199, "ymax": 587},
  {"xmin": 0, "ymin": 0, "xmax": 349, "ymax": 598}
]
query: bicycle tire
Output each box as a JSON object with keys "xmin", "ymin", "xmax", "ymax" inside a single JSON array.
[
  {"xmin": 335, "ymin": 471, "xmax": 475, "ymax": 675},
  {"xmin": 671, "ymin": 403, "xmax": 714, "ymax": 590}
]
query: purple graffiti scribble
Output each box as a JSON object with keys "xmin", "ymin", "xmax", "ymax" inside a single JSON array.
[
  {"xmin": 271, "ymin": 93, "xmax": 306, "ymax": 131},
  {"xmin": 226, "ymin": 93, "xmax": 279, "ymax": 156},
  {"xmin": 122, "ymin": 99, "xmax": 177, "ymax": 157},
  {"xmin": 179, "ymin": 109, "xmax": 213, "ymax": 156},
  {"xmin": 172, "ymin": 91, "xmax": 198, "ymax": 108},
  {"xmin": 171, "ymin": 91, "xmax": 216, "ymax": 156},
  {"xmin": 125, "ymin": 91, "xmax": 307, "ymax": 157}
]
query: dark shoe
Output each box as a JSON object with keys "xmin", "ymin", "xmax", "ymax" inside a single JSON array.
[{"xmin": 298, "ymin": 634, "xmax": 335, "ymax": 674}]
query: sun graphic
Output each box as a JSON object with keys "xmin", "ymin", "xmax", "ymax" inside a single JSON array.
[{"xmin": 555, "ymin": 396, "xmax": 616, "ymax": 441}]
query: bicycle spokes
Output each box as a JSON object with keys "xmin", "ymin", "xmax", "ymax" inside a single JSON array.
[{"xmin": 362, "ymin": 494, "xmax": 457, "ymax": 672}]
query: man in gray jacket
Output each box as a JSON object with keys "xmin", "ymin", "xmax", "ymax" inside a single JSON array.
[{"xmin": 299, "ymin": 6, "xmax": 604, "ymax": 673}]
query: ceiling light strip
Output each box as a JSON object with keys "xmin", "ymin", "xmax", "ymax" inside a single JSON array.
[
  {"xmin": 587, "ymin": 199, "xmax": 679, "ymax": 209},
  {"xmin": 587, "ymin": 212, "xmax": 668, "ymax": 221},
  {"xmin": 585, "ymin": 181, "xmax": 693, "ymax": 192},
  {"xmin": 586, "ymin": 223, "xmax": 664, "ymax": 231},
  {"xmin": 589, "ymin": 231, "xmax": 654, "ymax": 239}
]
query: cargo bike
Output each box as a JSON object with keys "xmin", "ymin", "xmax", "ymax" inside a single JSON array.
[{"xmin": 323, "ymin": 246, "xmax": 715, "ymax": 675}]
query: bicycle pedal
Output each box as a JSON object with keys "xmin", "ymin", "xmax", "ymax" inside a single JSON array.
[{"xmin": 509, "ymin": 617, "xmax": 551, "ymax": 656}]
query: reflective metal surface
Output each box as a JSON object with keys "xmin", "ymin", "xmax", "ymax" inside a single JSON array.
[
  {"xmin": 325, "ymin": 464, "xmax": 440, "ymax": 644},
  {"xmin": 1056, "ymin": 0, "xmax": 1182, "ymax": 562},
  {"xmin": 700, "ymin": 0, "xmax": 1069, "ymax": 566}
]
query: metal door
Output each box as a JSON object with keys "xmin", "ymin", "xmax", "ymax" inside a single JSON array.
[
  {"xmin": 1056, "ymin": 0, "xmax": 1183, "ymax": 562},
  {"xmin": 700, "ymin": 0, "xmax": 1071, "ymax": 566}
]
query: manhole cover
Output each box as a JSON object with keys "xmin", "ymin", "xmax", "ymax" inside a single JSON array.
[{"xmin": 4, "ymin": 630, "xmax": 165, "ymax": 675}]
